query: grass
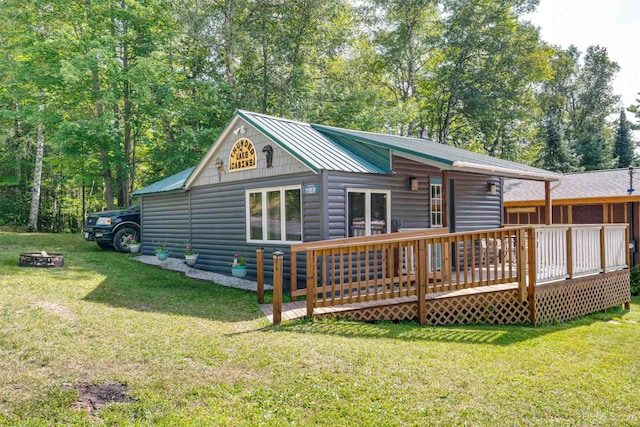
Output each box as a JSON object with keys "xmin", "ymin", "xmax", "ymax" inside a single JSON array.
[{"xmin": 1, "ymin": 232, "xmax": 639, "ymax": 426}]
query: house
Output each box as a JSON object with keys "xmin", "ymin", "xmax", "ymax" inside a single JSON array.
[
  {"xmin": 133, "ymin": 110, "xmax": 560, "ymax": 288},
  {"xmin": 503, "ymin": 168, "xmax": 640, "ymax": 266}
]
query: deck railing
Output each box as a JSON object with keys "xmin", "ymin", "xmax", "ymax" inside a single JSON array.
[{"xmin": 260, "ymin": 223, "xmax": 628, "ymax": 324}]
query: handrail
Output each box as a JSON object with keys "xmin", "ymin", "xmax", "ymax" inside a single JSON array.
[{"xmin": 265, "ymin": 223, "xmax": 628, "ymax": 324}]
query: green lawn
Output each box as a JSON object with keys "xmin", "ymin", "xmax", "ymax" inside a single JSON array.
[{"xmin": 1, "ymin": 232, "xmax": 639, "ymax": 426}]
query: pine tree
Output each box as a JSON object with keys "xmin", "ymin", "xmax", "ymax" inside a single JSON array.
[{"xmin": 613, "ymin": 109, "xmax": 634, "ymax": 167}]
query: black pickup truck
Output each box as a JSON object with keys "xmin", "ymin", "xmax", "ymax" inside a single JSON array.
[{"xmin": 82, "ymin": 205, "xmax": 141, "ymax": 252}]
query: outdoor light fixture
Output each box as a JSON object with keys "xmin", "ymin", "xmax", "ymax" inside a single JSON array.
[
  {"xmin": 488, "ymin": 182, "xmax": 497, "ymax": 196},
  {"xmin": 233, "ymin": 125, "xmax": 246, "ymax": 135},
  {"xmin": 409, "ymin": 176, "xmax": 419, "ymax": 191}
]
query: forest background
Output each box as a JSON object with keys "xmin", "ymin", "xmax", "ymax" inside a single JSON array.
[{"xmin": 0, "ymin": 0, "xmax": 637, "ymax": 232}]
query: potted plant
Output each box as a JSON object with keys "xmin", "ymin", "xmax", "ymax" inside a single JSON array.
[
  {"xmin": 184, "ymin": 241, "xmax": 198, "ymax": 266},
  {"xmin": 155, "ymin": 240, "xmax": 169, "ymax": 261},
  {"xmin": 129, "ymin": 237, "xmax": 141, "ymax": 254},
  {"xmin": 230, "ymin": 252, "xmax": 247, "ymax": 278}
]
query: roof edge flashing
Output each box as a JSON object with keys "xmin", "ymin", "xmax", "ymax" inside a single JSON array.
[{"xmin": 452, "ymin": 161, "xmax": 561, "ymax": 182}]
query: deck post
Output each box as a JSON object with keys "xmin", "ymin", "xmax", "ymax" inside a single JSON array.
[
  {"xmin": 625, "ymin": 224, "xmax": 630, "ymax": 268},
  {"xmin": 544, "ymin": 181, "xmax": 552, "ymax": 225},
  {"xmin": 566, "ymin": 228, "xmax": 574, "ymax": 279},
  {"xmin": 417, "ymin": 239, "xmax": 427, "ymax": 325},
  {"xmin": 272, "ymin": 251, "xmax": 283, "ymax": 325},
  {"xmin": 256, "ymin": 248, "xmax": 264, "ymax": 304},
  {"xmin": 527, "ymin": 228, "xmax": 537, "ymax": 324},
  {"xmin": 517, "ymin": 228, "xmax": 527, "ymax": 302},
  {"xmin": 306, "ymin": 250, "xmax": 316, "ymax": 319}
]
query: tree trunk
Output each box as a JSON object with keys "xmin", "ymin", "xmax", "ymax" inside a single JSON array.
[
  {"xmin": 27, "ymin": 104, "xmax": 45, "ymax": 231},
  {"xmin": 92, "ymin": 68, "xmax": 115, "ymax": 210},
  {"xmin": 224, "ymin": 0, "xmax": 235, "ymax": 87}
]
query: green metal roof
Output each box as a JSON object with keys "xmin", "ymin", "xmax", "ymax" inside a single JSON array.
[
  {"xmin": 312, "ymin": 125, "xmax": 561, "ymax": 181},
  {"xmin": 132, "ymin": 167, "xmax": 195, "ymax": 196},
  {"xmin": 238, "ymin": 110, "xmax": 390, "ymax": 174}
]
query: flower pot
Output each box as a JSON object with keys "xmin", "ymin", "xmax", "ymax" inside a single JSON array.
[
  {"xmin": 231, "ymin": 265, "xmax": 247, "ymax": 278},
  {"xmin": 184, "ymin": 254, "xmax": 198, "ymax": 266},
  {"xmin": 129, "ymin": 243, "xmax": 141, "ymax": 253},
  {"xmin": 155, "ymin": 250, "xmax": 169, "ymax": 261}
]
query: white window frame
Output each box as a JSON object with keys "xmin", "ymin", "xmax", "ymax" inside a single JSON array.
[
  {"xmin": 246, "ymin": 185, "xmax": 302, "ymax": 244},
  {"xmin": 430, "ymin": 182, "xmax": 443, "ymax": 228},
  {"xmin": 347, "ymin": 188, "xmax": 391, "ymax": 236}
]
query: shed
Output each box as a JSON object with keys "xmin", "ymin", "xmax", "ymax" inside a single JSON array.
[
  {"xmin": 503, "ymin": 168, "xmax": 640, "ymax": 266},
  {"xmin": 134, "ymin": 110, "xmax": 559, "ymax": 287}
]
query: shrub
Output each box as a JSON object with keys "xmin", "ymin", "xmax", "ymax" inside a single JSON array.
[{"xmin": 630, "ymin": 265, "xmax": 640, "ymax": 296}]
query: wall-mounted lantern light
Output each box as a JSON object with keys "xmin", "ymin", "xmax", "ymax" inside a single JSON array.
[
  {"xmin": 409, "ymin": 176, "xmax": 419, "ymax": 191},
  {"xmin": 488, "ymin": 181, "xmax": 497, "ymax": 196}
]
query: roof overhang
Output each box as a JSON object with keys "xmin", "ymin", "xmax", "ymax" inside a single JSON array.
[{"xmin": 392, "ymin": 152, "xmax": 560, "ymax": 182}]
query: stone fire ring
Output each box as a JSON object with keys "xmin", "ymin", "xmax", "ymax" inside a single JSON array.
[{"xmin": 19, "ymin": 253, "xmax": 64, "ymax": 268}]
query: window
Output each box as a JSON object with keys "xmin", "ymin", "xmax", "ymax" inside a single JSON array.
[
  {"xmin": 247, "ymin": 186, "xmax": 302, "ymax": 243},
  {"xmin": 430, "ymin": 179, "xmax": 442, "ymax": 228},
  {"xmin": 348, "ymin": 189, "xmax": 390, "ymax": 237}
]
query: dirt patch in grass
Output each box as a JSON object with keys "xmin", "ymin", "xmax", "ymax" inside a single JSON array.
[
  {"xmin": 34, "ymin": 301, "xmax": 75, "ymax": 321},
  {"xmin": 65, "ymin": 382, "xmax": 130, "ymax": 415}
]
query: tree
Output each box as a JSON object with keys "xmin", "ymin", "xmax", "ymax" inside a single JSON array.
[
  {"xmin": 569, "ymin": 45, "xmax": 619, "ymax": 170},
  {"xmin": 535, "ymin": 47, "xmax": 579, "ymax": 172},
  {"xmin": 613, "ymin": 108, "xmax": 635, "ymax": 168},
  {"xmin": 421, "ymin": 0, "xmax": 549, "ymax": 161}
]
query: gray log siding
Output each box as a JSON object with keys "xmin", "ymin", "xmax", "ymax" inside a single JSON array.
[
  {"xmin": 140, "ymin": 150, "xmax": 502, "ymax": 291},
  {"xmin": 453, "ymin": 174, "xmax": 502, "ymax": 231},
  {"xmin": 140, "ymin": 173, "xmax": 321, "ymax": 288},
  {"xmin": 140, "ymin": 192, "xmax": 191, "ymax": 256}
]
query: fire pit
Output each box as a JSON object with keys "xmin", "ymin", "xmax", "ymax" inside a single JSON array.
[{"xmin": 19, "ymin": 252, "xmax": 64, "ymax": 268}]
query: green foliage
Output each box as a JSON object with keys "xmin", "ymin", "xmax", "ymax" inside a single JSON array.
[
  {"xmin": 630, "ymin": 265, "xmax": 640, "ymax": 296},
  {"xmin": 0, "ymin": 0, "xmax": 632, "ymax": 228},
  {"xmin": 613, "ymin": 109, "xmax": 635, "ymax": 168}
]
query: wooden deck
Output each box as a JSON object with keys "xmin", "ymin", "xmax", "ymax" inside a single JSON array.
[{"xmin": 260, "ymin": 282, "xmax": 519, "ymax": 323}]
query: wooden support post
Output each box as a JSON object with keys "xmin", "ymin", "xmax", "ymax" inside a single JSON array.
[
  {"xmin": 600, "ymin": 226, "xmax": 606, "ymax": 273},
  {"xmin": 272, "ymin": 251, "xmax": 283, "ymax": 325},
  {"xmin": 625, "ymin": 224, "xmax": 630, "ymax": 268},
  {"xmin": 256, "ymin": 248, "xmax": 264, "ymax": 304},
  {"xmin": 517, "ymin": 228, "xmax": 527, "ymax": 302},
  {"xmin": 417, "ymin": 240, "xmax": 427, "ymax": 325},
  {"xmin": 442, "ymin": 171, "xmax": 449, "ymax": 229},
  {"xmin": 527, "ymin": 228, "xmax": 537, "ymax": 324},
  {"xmin": 544, "ymin": 181, "xmax": 552, "ymax": 225},
  {"xmin": 306, "ymin": 250, "xmax": 316, "ymax": 319}
]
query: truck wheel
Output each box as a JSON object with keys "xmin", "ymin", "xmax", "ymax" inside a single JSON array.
[
  {"xmin": 96, "ymin": 241, "xmax": 112, "ymax": 250},
  {"xmin": 114, "ymin": 227, "xmax": 139, "ymax": 253}
]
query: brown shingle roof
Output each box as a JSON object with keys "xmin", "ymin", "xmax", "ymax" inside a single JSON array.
[{"xmin": 504, "ymin": 168, "xmax": 639, "ymax": 202}]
